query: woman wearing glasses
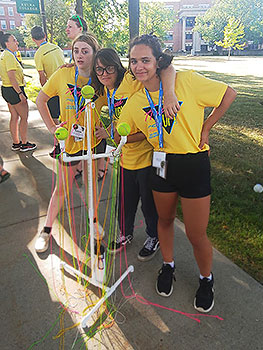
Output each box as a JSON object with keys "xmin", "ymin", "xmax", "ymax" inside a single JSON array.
[{"xmin": 92, "ymin": 48, "xmax": 179, "ymax": 261}]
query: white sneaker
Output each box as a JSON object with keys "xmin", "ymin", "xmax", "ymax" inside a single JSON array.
[{"xmin": 35, "ymin": 230, "xmax": 50, "ymax": 253}]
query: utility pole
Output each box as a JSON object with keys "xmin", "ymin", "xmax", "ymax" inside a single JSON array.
[
  {"xmin": 39, "ymin": 0, "xmax": 47, "ymax": 37},
  {"xmin": 75, "ymin": 0, "xmax": 83, "ymax": 18},
  {"xmin": 128, "ymin": 0, "xmax": 139, "ymax": 40}
]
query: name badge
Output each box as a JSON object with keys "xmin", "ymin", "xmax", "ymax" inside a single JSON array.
[
  {"xmin": 152, "ymin": 151, "xmax": 167, "ymax": 179},
  {"xmin": 70, "ymin": 123, "xmax": 85, "ymax": 142}
]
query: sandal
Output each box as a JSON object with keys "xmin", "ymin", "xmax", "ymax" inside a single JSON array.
[
  {"xmin": 75, "ymin": 169, "xmax": 82, "ymax": 180},
  {"xmin": 0, "ymin": 169, "xmax": 10, "ymax": 184},
  {"xmin": 98, "ymin": 169, "xmax": 107, "ymax": 182}
]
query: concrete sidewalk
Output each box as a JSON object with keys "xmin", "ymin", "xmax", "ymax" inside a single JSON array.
[{"xmin": 0, "ymin": 97, "xmax": 262, "ymax": 350}]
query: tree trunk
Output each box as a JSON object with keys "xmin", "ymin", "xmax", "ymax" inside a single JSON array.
[
  {"xmin": 129, "ymin": 0, "xmax": 140, "ymax": 40},
  {"xmin": 75, "ymin": 0, "xmax": 83, "ymax": 18},
  {"xmin": 228, "ymin": 47, "xmax": 231, "ymax": 60}
]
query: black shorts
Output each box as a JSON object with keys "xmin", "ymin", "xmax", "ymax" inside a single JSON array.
[
  {"xmin": 1, "ymin": 86, "xmax": 27, "ymax": 105},
  {"xmin": 47, "ymin": 96, "xmax": 60, "ymax": 119},
  {"xmin": 150, "ymin": 151, "xmax": 211, "ymax": 198}
]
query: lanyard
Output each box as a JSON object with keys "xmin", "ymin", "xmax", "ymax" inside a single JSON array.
[
  {"xmin": 145, "ymin": 81, "xmax": 164, "ymax": 148},
  {"xmin": 74, "ymin": 66, "xmax": 91, "ymax": 119},
  {"xmin": 107, "ymin": 88, "xmax": 117, "ymax": 139},
  {"xmin": 5, "ymin": 49, "xmax": 22, "ymax": 66},
  {"xmin": 39, "ymin": 41, "xmax": 47, "ymax": 47}
]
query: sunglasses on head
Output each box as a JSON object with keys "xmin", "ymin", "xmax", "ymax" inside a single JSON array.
[
  {"xmin": 95, "ymin": 65, "xmax": 116, "ymax": 76},
  {"xmin": 71, "ymin": 15, "xmax": 84, "ymax": 29}
]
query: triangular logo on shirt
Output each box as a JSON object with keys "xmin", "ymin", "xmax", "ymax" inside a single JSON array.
[
  {"xmin": 113, "ymin": 97, "xmax": 128, "ymax": 119},
  {"xmin": 67, "ymin": 83, "xmax": 98, "ymax": 111},
  {"xmin": 142, "ymin": 101, "xmax": 182, "ymax": 134}
]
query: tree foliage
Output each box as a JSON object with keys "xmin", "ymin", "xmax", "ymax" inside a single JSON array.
[
  {"xmin": 215, "ymin": 17, "xmax": 245, "ymax": 58},
  {"xmin": 23, "ymin": 0, "xmax": 71, "ymax": 48},
  {"xmin": 194, "ymin": 0, "xmax": 263, "ymax": 45}
]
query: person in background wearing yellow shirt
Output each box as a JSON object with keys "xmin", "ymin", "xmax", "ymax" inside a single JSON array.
[
  {"xmin": 31, "ymin": 26, "xmax": 65, "ymax": 158},
  {"xmin": 118, "ymin": 34, "xmax": 237, "ymax": 313},
  {"xmin": 0, "ymin": 31, "xmax": 37, "ymax": 152}
]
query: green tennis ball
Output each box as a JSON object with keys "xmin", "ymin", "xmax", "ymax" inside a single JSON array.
[
  {"xmin": 55, "ymin": 127, "xmax": 68, "ymax": 140},
  {"xmin": 81, "ymin": 85, "xmax": 95, "ymax": 99},
  {"xmin": 117, "ymin": 122, "xmax": 131, "ymax": 136}
]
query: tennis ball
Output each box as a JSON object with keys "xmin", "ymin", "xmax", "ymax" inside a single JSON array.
[
  {"xmin": 55, "ymin": 127, "xmax": 68, "ymax": 140},
  {"xmin": 81, "ymin": 85, "xmax": 95, "ymax": 99},
  {"xmin": 253, "ymin": 184, "xmax": 263, "ymax": 193},
  {"xmin": 117, "ymin": 122, "xmax": 131, "ymax": 136}
]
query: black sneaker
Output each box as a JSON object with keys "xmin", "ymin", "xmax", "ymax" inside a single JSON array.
[
  {"xmin": 156, "ymin": 263, "xmax": 176, "ymax": 297},
  {"xmin": 11, "ymin": 141, "xmax": 21, "ymax": 151},
  {"xmin": 108, "ymin": 234, "xmax": 133, "ymax": 253},
  {"xmin": 49, "ymin": 144, "xmax": 61, "ymax": 158},
  {"xmin": 20, "ymin": 142, "xmax": 37, "ymax": 152},
  {"xmin": 137, "ymin": 236, "xmax": 160, "ymax": 261},
  {"xmin": 194, "ymin": 274, "xmax": 214, "ymax": 313}
]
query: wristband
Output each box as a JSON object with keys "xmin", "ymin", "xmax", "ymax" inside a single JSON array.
[{"xmin": 18, "ymin": 91, "xmax": 23, "ymax": 95}]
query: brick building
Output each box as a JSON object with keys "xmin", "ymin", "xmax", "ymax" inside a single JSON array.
[
  {"xmin": 0, "ymin": 0, "xmax": 24, "ymax": 31},
  {"xmin": 164, "ymin": 0, "xmax": 214, "ymax": 53}
]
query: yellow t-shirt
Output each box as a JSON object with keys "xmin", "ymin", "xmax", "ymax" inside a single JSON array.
[
  {"xmin": 34, "ymin": 42, "xmax": 65, "ymax": 80},
  {"xmin": 106, "ymin": 72, "xmax": 153, "ymax": 170},
  {"xmin": 118, "ymin": 71, "xmax": 228, "ymax": 154},
  {"xmin": 42, "ymin": 66, "xmax": 105, "ymax": 154},
  {"xmin": 0, "ymin": 50, "xmax": 24, "ymax": 86}
]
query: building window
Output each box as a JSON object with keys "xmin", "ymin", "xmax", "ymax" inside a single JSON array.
[
  {"xmin": 186, "ymin": 17, "xmax": 195, "ymax": 27},
  {"xmin": 185, "ymin": 33, "xmax": 193, "ymax": 40},
  {"xmin": 0, "ymin": 7, "xmax": 4, "ymax": 16},
  {"xmin": 1, "ymin": 20, "xmax": 7, "ymax": 30},
  {"xmin": 10, "ymin": 20, "xmax": 15, "ymax": 29},
  {"xmin": 166, "ymin": 32, "xmax": 173, "ymax": 41},
  {"xmin": 8, "ymin": 7, "xmax": 14, "ymax": 16}
]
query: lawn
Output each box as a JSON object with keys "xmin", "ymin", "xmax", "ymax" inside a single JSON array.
[{"xmin": 23, "ymin": 56, "xmax": 263, "ymax": 284}]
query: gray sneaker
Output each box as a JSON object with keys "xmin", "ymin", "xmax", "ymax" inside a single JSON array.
[{"xmin": 137, "ymin": 236, "xmax": 160, "ymax": 261}]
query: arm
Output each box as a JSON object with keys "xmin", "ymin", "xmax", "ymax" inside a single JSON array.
[
  {"xmin": 38, "ymin": 70, "xmax": 47, "ymax": 86},
  {"xmin": 199, "ymin": 86, "xmax": 237, "ymax": 149},
  {"xmin": 7, "ymin": 70, "xmax": 26, "ymax": 103},
  {"xmin": 36, "ymin": 90, "xmax": 57, "ymax": 134},
  {"xmin": 160, "ymin": 65, "xmax": 180, "ymax": 119},
  {"xmin": 114, "ymin": 130, "xmax": 146, "ymax": 144}
]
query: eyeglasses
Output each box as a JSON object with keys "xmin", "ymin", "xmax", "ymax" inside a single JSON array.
[
  {"xmin": 71, "ymin": 15, "xmax": 83, "ymax": 29},
  {"xmin": 95, "ymin": 65, "xmax": 116, "ymax": 76}
]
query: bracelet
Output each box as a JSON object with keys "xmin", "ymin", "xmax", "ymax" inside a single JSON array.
[{"xmin": 18, "ymin": 91, "xmax": 23, "ymax": 95}]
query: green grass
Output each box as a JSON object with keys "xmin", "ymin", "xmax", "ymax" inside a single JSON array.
[
  {"xmin": 24, "ymin": 61, "xmax": 263, "ymax": 284},
  {"xmin": 191, "ymin": 71, "xmax": 263, "ymax": 283}
]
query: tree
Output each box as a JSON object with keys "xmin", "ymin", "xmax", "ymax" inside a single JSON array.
[
  {"xmin": 215, "ymin": 17, "xmax": 246, "ymax": 59},
  {"xmin": 140, "ymin": 2, "xmax": 175, "ymax": 40},
  {"xmin": 23, "ymin": 0, "xmax": 71, "ymax": 48},
  {"xmin": 194, "ymin": 0, "xmax": 263, "ymax": 46},
  {"xmin": 129, "ymin": 0, "xmax": 139, "ymax": 39}
]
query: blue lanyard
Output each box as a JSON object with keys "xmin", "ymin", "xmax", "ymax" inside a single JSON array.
[
  {"xmin": 39, "ymin": 41, "xmax": 47, "ymax": 47},
  {"xmin": 107, "ymin": 88, "xmax": 117, "ymax": 139},
  {"xmin": 5, "ymin": 49, "xmax": 21, "ymax": 65},
  {"xmin": 74, "ymin": 66, "xmax": 91, "ymax": 119},
  {"xmin": 145, "ymin": 81, "xmax": 164, "ymax": 148}
]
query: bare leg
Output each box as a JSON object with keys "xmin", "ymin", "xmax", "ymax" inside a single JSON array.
[
  {"xmin": 11, "ymin": 99, "xmax": 29, "ymax": 144},
  {"xmin": 7, "ymin": 104, "xmax": 20, "ymax": 143},
  {"xmin": 45, "ymin": 162, "xmax": 78, "ymax": 227},
  {"xmin": 152, "ymin": 191, "xmax": 178, "ymax": 262},
  {"xmin": 181, "ymin": 195, "xmax": 212, "ymax": 277}
]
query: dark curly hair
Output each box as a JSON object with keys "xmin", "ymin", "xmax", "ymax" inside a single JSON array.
[{"xmin": 128, "ymin": 34, "xmax": 173, "ymax": 77}]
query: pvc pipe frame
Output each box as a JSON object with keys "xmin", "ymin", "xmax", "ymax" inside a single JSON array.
[{"xmin": 58, "ymin": 100, "xmax": 134, "ymax": 327}]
